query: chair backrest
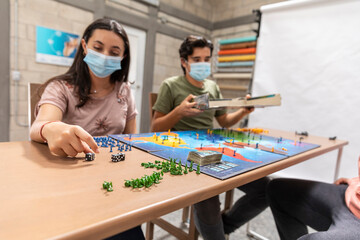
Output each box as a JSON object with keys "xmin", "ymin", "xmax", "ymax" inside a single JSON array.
[
  {"xmin": 149, "ymin": 92, "xmax": 158, "ymax": 121},
  {"xmin": 28, "ymin": 83, "xmax": 42, "ymax": 127}
]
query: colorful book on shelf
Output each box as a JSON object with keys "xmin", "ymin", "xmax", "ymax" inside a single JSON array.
[
  {"xmin": 212, "ymin": 73, "xmax": 252, "ymax": 79},
  {"xmin": 219, "ymin": 36, "xmax": 257, "ymax": 45},
  {"xmin": 220, "ymin": 41, "xmax": 256, "ymax": 50},
  {"xmin": 216, "ymin": 67, "xmax": 253, "ymax": 73},
  {"xmin": 217, "ymin": 61, "xmax": 254, "ymax": 67},
  {"xmin": 218, "ymin": 54, "xmax": 256, "ymax": 62},
  {"xmin": 218, "ymin": 47, "xmax": 256, "ymax": 55}
]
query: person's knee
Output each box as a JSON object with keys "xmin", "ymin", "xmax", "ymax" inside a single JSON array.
[
  {"xmin": 238, "ymin": 177, "xmax": 270, "ymax": 196},
  {"xmin": 194, "ymin": 196, "xmax": 221, "ymax": 224},
  {"xmin": 266, "ymin": 178, "xmax": 286, "ymax": 204},
  {"xmin": 258, "ymin": 176, "xmax": 271, "ymax": 193},
  {"xmin": 195, "ymin": 196, "xmax": 221, "ymax": 211}
]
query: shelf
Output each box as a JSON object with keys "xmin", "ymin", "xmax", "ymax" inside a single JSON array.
[
  {"xmin": 218, "ymin": 85, "xmax": 248, "ymax": 91},
  {"xmin": 213, "ymin": 73, "xmax": 252, "ymax": 79}
]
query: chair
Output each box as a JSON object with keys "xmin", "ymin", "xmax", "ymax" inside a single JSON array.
[
  {"xmin": 148, "ymin": 92, "xmax": 158, "ymax": 122},
  {"xmin": 145, "ymin": 92, "xmax": 235, "ymax": 240},
  {"xmin": 27, "ymin": 82, "xmax": 42, "ymax": 129}
]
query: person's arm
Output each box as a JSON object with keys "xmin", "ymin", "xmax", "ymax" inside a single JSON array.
[
  {"xmin": 30, "ymin": 103, "xmax": 99, "ymax": 157},
  {"xmin": 215, "ymin": 94, "xmax": 254, "ymax": 128},
  {"xmin": 123, "ymin": 117, "xmax": 136, "ymax": 134},
  {"xmin": 335, "ymin": 156, "xmax": 360, "ymax": 185},
  {"xmin": 216, "ymin": 107, "xmax": 253, "ymax": 128},
  {"xmin": 334, "ymin": 177, "xmax": 350, "ymax": 185},
  {"xmin": 343, "ymin": 156, "xmax": 360, "ymax": 219},
  {"xmin": 151, "ymin": 94, "xmax": 202, "ymax": 132}
]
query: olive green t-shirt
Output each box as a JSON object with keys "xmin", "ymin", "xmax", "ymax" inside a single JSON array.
[{"xmin": 153, "ymin": 75, "xmax": 227, "ymax": 131}]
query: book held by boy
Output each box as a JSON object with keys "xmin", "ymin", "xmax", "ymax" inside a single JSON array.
[{"xmin": 194, "ymin": 93, "xmax": 281, "ymax": 110}]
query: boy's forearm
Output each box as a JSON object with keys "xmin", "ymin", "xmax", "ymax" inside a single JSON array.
[{"xmin": 151, "ymin": 108, "xmax": 183, "ymax": 132}]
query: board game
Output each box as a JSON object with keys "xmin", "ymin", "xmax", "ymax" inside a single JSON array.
[{"xmin": 109, "ymin": 128, "xmax": 320, "ymax": 180}]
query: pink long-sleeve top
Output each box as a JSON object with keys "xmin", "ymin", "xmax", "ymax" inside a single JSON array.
[{"xmin": 345, "ymin": 156, "xmax": 360, "ymax": 219}]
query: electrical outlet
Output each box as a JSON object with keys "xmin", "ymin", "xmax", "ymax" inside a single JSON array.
[{"xmin": 12, "ymin": 71, "xmax": 21, "ymax": 81}]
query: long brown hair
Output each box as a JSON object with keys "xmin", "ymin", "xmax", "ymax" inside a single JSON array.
[{"xmin": 39, "ymin": 18, "xmax": 131, "ymax": 107}]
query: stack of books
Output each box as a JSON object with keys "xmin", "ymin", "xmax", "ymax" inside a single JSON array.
[{"xmin": 187, "ymin": 150, "xmax": 222, "ymax": 166}]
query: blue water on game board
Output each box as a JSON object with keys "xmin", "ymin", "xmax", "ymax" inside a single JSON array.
[{"xmin": 109, "ymin": 129, "xmax": 319, "ymax": 180}]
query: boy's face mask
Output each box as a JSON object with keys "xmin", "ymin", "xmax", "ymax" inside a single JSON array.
[
  {"xmin": 188, "ymin": 62, "xmax": 211, "ymax": 82},
  {"xmin": 83, "ymin": 48, "xmax": 122, "ymax": 78}
]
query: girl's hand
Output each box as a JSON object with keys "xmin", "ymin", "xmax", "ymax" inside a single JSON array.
[{"xmin": 42, "ymin": 122, "xmax": 99, "ymax": 157}]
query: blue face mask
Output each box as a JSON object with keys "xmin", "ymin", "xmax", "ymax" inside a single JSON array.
[
  {"xmin": 188, "ymin": 62, "xmax": 211, "ymax": 82},
  {"xmin": 83, "ymin": 48, "xmax": 122, "ymax": 78}
]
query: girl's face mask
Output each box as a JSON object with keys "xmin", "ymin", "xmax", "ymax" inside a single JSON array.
[
  {"xmin": 83, "ymin": 48, "xmax": 122, "ymax": 78},
  {"xmin": 187, "ymin": 62, "xmax": 211, "ymax": 82}
]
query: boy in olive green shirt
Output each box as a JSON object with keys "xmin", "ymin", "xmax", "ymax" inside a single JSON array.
[
  {"xmin": 153, "ymin": 75, "xmax": 226, "ymax": 131},
  {"xmin": 151, "ymin": 36, "xmax": 251, "ymax": 133},
  {"xmin": 151, "ymin": 36, "xmax": 268, "ymax": 240}
]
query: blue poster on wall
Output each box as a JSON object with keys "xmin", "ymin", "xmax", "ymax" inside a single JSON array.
[{"xmin": 36, "ymin": 26, "xmax": 80, "ymax": 66}]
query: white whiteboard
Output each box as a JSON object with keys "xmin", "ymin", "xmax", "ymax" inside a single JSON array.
[{"xmin": 250, "ymin": 0, "xmax": 360, "ymax": 182}]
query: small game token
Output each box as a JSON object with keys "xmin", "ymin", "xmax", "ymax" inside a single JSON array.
[
  {"xmin": 85, "ymin": 152, "xmax": 95, "ymax": 161},
  {"xmin": 111, "ymin": 153, "xmax": 125, "ymax": 162}
]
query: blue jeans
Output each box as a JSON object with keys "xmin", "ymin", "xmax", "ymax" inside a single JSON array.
[
  {"xmin": 193, "ymin": 177, "xmax": 270, "ymax": 240},
  {"xmin": 267, "ymin": 178, "xmax": 360, "ymax": 240}
]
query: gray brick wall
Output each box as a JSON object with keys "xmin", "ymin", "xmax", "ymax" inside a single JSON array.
[
  {"xmin": 9, "ymin": 0, "xmax": 93, "ymax": 141},
  {"xmin": 8, "ymin": 0, "xmax": 286, "ymax": 140}
]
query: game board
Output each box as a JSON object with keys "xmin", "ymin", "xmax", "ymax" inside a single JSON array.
[{"xmin": 109, "ymin": 129, "xmax": 320, "ymax": 180}]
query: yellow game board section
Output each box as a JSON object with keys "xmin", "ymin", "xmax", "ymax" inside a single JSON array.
[
  {"xmin": 126, "ymin": 132, "xmax": 191, "ymax": 149},
  {"xmin": 235, "ymin": 128, "xmax": 269, "ymax": 134}
]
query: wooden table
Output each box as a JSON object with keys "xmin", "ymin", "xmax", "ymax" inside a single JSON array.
[{"xmin": 0, "ymin": 129, "xmax": 348, "ymax": 240}]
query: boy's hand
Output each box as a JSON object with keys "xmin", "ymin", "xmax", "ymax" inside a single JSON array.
[
  {"xmin": 177, "ymin": 94, "xmax": 203, "ymax": 117},
  {"xmin": 242, "ymin": 94, "xmax": 255, "ymax": 114},
  {"xmin": 334, "ymin": 178, "xmax": 349, "ymax": 185}
]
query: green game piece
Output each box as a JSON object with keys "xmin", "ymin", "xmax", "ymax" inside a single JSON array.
[
  {"xmin": 124, "ymin": 180, "xmax": 131, "ymax": 187},
  {"xmin": 178, "ymin": 161, "xmax": 182, "ymax": 171},
  {"xmin": 196, "ymin": 165, "xmax": 201, "ymax": 174},
  {"xmin": 103, "ymin": 181, "xmax": 113, "ymax": 192},
  {"xmin": 125, "ymin": 157, "xmax": 203, "ymax": 189}
]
